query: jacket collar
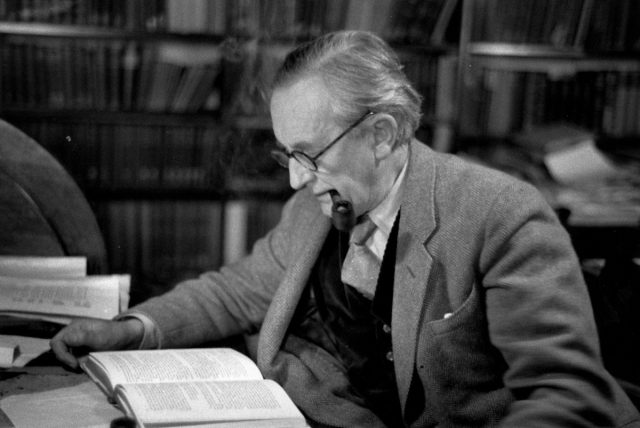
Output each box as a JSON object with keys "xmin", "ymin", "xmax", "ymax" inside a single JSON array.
[
  {"xmin": 392, "ymin": 140, "xmax": 438, "ymax": 410},
  {"xmin": 257, "ymin": 204, "xmax": 331, "ymax": 369}
]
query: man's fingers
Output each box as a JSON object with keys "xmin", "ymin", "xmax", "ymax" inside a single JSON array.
[
  {"xmin": 50, "ymin": 323, "xmax": 91, "ymax": 368},
  {"xmin": 50, "ymin": 319, "xmax": 134, "ymax": 368},
  {"xmin": 50, "ymin": 335, "xmax": 79, "ymax": 369}
]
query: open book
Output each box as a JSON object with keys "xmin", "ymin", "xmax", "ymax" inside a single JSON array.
[{"xmin": 81, "ymin": 347, "xmax": 309, "ymax": 428}]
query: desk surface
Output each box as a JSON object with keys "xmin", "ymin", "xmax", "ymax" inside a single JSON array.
[
  {"xmin": 0, "ymin": 370, "xmax": 88, "ymax": 428},
  {"xmin": 0, "ymin": 365, "xmax": 86, "ymax": 399},
  {"xmin": 0, "ymin": 352, "xmax": 88, "ymax": 428}
]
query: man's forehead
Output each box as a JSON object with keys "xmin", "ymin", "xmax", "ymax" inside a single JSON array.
[{"xmin": 271, "ymin": 76, "xmax": 334, "ymax": 148}]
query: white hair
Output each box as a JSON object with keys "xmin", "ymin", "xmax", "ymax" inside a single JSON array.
[{"xmin": 272, "ymin": 31, "xmax": 423, "ymax": 144}]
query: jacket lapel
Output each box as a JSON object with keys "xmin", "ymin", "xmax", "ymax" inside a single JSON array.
[
  {"xmin": 393, "ymin": 141, "xmax": 438, "ymax": 411},
  {"xmin": 257, "ymin": 204, "xmax": 331, "ymax": 370}
]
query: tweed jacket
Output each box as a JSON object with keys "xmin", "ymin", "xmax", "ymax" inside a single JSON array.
[{"xmin": 132, "ymin": 141, "xmax": 639, "ymax": 427}]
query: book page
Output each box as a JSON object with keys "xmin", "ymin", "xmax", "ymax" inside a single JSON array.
[
  {"xmin": 0, "ymin": 340, "xmax": 18, "ymax": 368},
  {"xmin": 544, "ymin": 139, "xmax": 620, "ymax": 184},
  {"xmin": 0, "ymin": 334, "xmax": 50, "ymax": 367},
  {"xmin": 115, "ymin": 379, "xmax": 306, "ymax": 427},
  {"xmin": 0, "ymin": 256, "xmax": 87, "ymax": 278},
  {"xmin": 0, "ymin": 275, "xmax": 120, "ymax": 320},
  {"xmin": 116, "ymin": 274, "xmax": 131, "ymax": 312},
  {"xmin": 82, "ymin": 348, "xmax": 264, "ymax": 396}
]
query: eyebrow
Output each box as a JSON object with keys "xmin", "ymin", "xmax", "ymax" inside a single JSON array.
[{"xmin": 275, "ymin": 139, "xmax": 314, "ymax": 153}]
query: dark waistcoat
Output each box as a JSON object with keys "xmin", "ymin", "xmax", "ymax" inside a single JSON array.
[{"xmin": 291, "ymin": 216, "xmax": 402, "ymax": 427}]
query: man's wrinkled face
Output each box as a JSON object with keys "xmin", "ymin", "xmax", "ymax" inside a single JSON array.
[{"xmin": 270, "ymin": 76, "xmax": 382, "ymax": 218}]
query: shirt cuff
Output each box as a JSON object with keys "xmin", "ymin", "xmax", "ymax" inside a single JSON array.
[{"xmin": 114, "ymin": 313, "xmax": 161, "ymax": 350}]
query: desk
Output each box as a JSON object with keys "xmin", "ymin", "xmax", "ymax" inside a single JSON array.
[
  {"xmin": 0, "ymin": 352, "xmax": 84, "ymax": 397},
  {"xmin": 0, "ymin": 352, "xmax": 89, "ymax": 427},
  {"xmin": 0, "ymin": 365, "xmax": 125, "ymax": 428},
  {"xmin": 0, "ymin": 365, "xmax": 86, "ymax": 399},
  {"xmin": 0, "ymin": 340, "xmax": 126, "ymax": 428}
]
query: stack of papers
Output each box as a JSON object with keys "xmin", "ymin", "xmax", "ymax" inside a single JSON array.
[{"xmin": 0, "ymin": 256, "xmax": 130, "ymax": 368}]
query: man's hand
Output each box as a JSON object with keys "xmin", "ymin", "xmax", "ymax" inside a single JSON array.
[{"xmin": 50, "ymin": 318, "xmax": 144, "ymax": 369}]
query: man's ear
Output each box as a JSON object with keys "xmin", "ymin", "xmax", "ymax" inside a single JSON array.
[{"xmin": 371, "ymin": 113, "xmax": 398, "ymax": 160}]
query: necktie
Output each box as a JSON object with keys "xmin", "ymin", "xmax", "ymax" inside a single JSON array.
[{"xmin": 340, "ymin": 216, "xmax": 381, "ymax": 299}]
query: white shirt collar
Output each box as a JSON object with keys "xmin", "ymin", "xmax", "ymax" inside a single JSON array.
[{"xmin": 366, "ymin": 159, "xmax": 408, "ymax": 242}]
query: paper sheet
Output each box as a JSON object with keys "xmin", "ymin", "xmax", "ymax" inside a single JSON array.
[
  {"xmin": 544, "ymin": 140, "xmax": 620, "ymax": 184},
  {"xmin": 0, "ymin": 256, "xmax": 87, "ymax": 278},
  {"xmin": 0, "ymin": 275, "xmax": 122, "ymax": 320},
  {"xmin": 0, "ymin": 335, "xmax": 50, "ymax": 368},
  {"xmin": 0, "ymin": 381, "xmax": 122, "ymax": 428},
  {"xmin": 0, "ymin": 341, "xmax": 19, "ymax": 368}
]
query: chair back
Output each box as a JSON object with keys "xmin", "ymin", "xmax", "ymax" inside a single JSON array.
[{"xmin": 0, "ymin": 119, "xmax": 107, "ymax": 274}]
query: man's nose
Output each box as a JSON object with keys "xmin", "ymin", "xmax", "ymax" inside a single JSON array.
[{"xmin": 288, "ymin": 159, "xmax": 314, "ymax": 190}]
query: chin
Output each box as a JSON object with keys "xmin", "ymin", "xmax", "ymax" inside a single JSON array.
[
  {"xmin": 317, "ymin": 196, "xmax": 332, "ymax": 217},
  {"xmin": 319, "ymin": 201, "xmax": 332, "ymax": 217},
  {"xmin": 313, "ymin": 194, "xmax": 332, "ymax": 217}
]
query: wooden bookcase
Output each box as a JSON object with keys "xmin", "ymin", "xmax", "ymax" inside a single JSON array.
[
  {"xmin": 455, "ymin": 0, "xmax": 640, "ymax": 239},
  {"xmin": 457, "ymin": 0, "xmax": 640, "ymax": 142},
  {"xmin": 0, "ymin": 0, "xmax": 461, "ymax": 303}
]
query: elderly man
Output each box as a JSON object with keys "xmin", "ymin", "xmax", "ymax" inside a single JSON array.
[{"xmin": 52, "ymin": 31, "xmax": 639, "ymax": 427}]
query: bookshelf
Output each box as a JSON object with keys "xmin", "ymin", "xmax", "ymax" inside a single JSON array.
[
  {"xmin": 0, "ymin": 0, "xmax": 461, "ymax": 304},
  {"xmin": 456, "ymin": 0, "xmax": 640, "ymax": 142},
  {"xmin": 455, "ymin": 0, "xmax": 640, "ymax": 258}
]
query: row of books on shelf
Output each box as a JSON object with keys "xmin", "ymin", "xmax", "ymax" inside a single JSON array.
[
  {"xmin": 98, "ymin": 200, "xmax": 223, "ymax": 302},
  {"xmin": 13, "ymin": 120, "xmax": 290, "ymax": 194},
  {"xmin": 470, "ymin": 0, "xmax": 640, "ymax": 51},
  {"xmin": 471, "ymin": 0, "xmax": 588, "ymax": 47},
  {"xmin": 400, "ymin": 51, "xmax": 450, "ymax": 120},
  {"xmin": 0, "ymin": 36, "xmax": 224, "ymax": 113},
  {"xmin": 169, "ymin": 0, "xmax": 459, "ymax": 44},
  {"xmin": 0, "ymin": 0, "xmax": 164, "ymax": 31},
  {"xmin": 584, "ymin": 0, "xmax": 640, "ymax": 52},
  {"xmin": 0, "ymin": 0, "xmax": 460, "ymax": 45},
  {"xmin": 96, "ymin": 199, "xmax": 283, "ymax": 302},
  {"xmin": 0, "ymin": 34, "xmax": 454, "ymax": 117},
  {"xmin": 460, "ymin": 67, "xmax": 640, "ymax": 137},
  {"xmin": 341, "ymin": 0, "xmax": 459, "ymax": 46}
]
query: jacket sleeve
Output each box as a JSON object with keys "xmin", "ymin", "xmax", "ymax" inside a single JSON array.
[
  {"xmin": 479, "ymin": 181, "xmax": 635, "ymax": 427},
  {"xmin": 123, "ymin": 192, "xmax": 305, "ymax": 348}
]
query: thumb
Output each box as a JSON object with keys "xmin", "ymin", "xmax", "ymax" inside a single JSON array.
[
  {"xmin": 50, "ymin": 335, "xmax": 79, "ymax": 369},
  {"xmin": 50, "ymin": 326, "xmax": 90, "ymax": 368}
]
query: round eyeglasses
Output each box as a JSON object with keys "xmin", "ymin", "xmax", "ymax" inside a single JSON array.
[{"xmin": 271, "ymin": 111, "xmax": 374, "ymax": 171}]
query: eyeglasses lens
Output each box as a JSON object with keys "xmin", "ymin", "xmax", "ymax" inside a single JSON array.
[{"xmin": 270, "ymin": 150, "xmax": 317, "ymax": 171}]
